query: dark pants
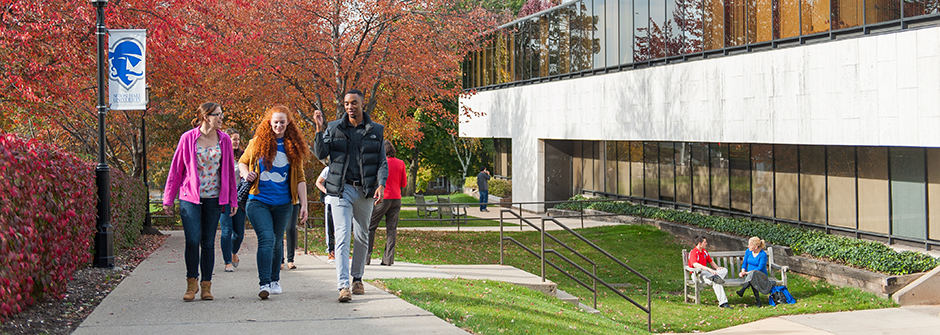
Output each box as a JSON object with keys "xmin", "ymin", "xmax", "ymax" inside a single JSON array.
[
  {"xmin": 368, "ymin": 199, "xmax": 401, "ymax": 265},
  {"xmin": 284, "ymin": 204, "xmax": 300, "ymax": 263},
  {"xmin": 220, "ymin": 205, "xmax": 246, "ymax": 264},
  {"xmin": 179, "ymin": 198, "xmax": 222, "ymax": 281},
  {"xmin": 479, "ymin": 190, "xmax": 489, "ymax": 210},
  {"xmin": 325, "ymin": 203, "xmax": 335, "ymax": 252}
]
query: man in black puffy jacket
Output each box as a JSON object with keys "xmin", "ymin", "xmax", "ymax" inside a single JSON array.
[{"xmin": 313, "ymin": 89, "xmax": 388, "ymax": 303}]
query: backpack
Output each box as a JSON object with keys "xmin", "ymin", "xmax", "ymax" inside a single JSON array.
[{"xmin": 768, "ymin": 286, "xmax": 796, "ymax": 306}]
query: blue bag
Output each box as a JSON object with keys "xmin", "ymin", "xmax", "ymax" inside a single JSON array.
[{"xmin": 768, "ymin": 286, "xmax": 796, "ymax": 306}]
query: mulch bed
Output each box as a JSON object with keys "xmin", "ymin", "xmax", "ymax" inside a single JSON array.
[{"xmin": 0, "ymin": 234, "xmax": 167, "ymax": 335}]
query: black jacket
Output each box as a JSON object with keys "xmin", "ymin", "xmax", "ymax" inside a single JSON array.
[{"xmin": 314, "ymin": 112, "xmax": 388, "ymax": 198}]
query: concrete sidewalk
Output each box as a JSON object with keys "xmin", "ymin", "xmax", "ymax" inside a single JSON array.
[{"xmin": 73, "ymin": 230, "xmax": 554, "ymax": 335}]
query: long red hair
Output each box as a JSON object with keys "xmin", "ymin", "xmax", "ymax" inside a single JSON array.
[{"xmin": 252, "ymin": 105, "xmax": 308, "ymax": 169}]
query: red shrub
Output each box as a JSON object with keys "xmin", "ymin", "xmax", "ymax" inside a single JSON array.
[{"xmin": 0, "ymin": 134, "xmax": 96, "ymax": 319}]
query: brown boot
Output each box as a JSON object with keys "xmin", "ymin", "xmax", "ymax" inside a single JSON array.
[
  {"xmin": 200, "ymin": 281, "xmax": 214, "ymax": 300},
  {"xmin": 183, "ymin": 278, "xmax": 198, "ymax": 302}
]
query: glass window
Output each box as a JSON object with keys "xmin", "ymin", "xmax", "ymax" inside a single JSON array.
[
  {"xmin": 606, "ymin": 0, "xmax": 620, "ymax": 65},
  {"xmin": 607, "ymin": 142, "xmax": 618, "ymax": 193},
  {"xmin": 711, "ymin": 143, "xmax": 730, "ymax": 209},
  {"xmin": 541, "ymin": 15, "xmax": 551, "ymax": 77},
  {"xmin": 858, "ymin": 146, "xmax": 889, "ymax": 234},
  {"xmin": 634, "ymin": 0, "xmax": 651, "ymax": 61},
  {"xmin": 679, "ymin": 0, "xmax": 703, "ymax": 53},
  {"xmin": 594, "ymin": 0, "xmax": 608, "ymax": 68},
  {"xmin": 514, "ymin": 24, "xmax": 526, "ymax": 81},
  {"xmin": 548, "ymin": 9, "xmax": 571, "ymax": 76},
  {"xmin": 800, "ymin": 145, "xmax": 826, "ymax": 225},
  {"xmin": 730, "ymin": 144, "xmax": 751, "ymax": 212},
  {"xmin": 584, "ymin": 141, "xmax": 596, "ymax": 191},
  {"xmin": 801, "ymin": 0, "xmax": 831, "ymax": 35},
  {"xmin": 618, "ymin": 142, "xmax": 631, "ymax": 195},
  {"xmin": 779, "ymin": 0, "xmax": 801, "ymax": 38},
  {"xmin": 571, "ymin": 2, "xmax": 594, "ymax": 71},
  {"xmin": 630, "ymin": 141, "xmax": 645, "ymax": 197},
  {"xmin": 676, "ymin": 142, "xmax": 692, "ymax": 204},
  {"xmin": 751, "ymin": 144, "xmax": 774, "ymax": 217},
  {"xmin": 927, "ymin": 148, "xmax": 940, "ymax": 240},
  {"xmin": 692, "ymin": 143, "xmax": 710, "ymax": 206},
  {"xmin": 749, "ymin": 0, "xmax": 774, "ymax": 42},
  {"xmin": 891, "ymin": 147, "xmax": 926, "ymax": 240},
  {"xmin": 775, "ymin": 145, "xmax": 800, "ymax": 221},
  {"xmin": 665, "ymin": 0, "xmax": 682, "ymax": 56},
  {"xmin": 827, "ymin": 146, "xmax": 857, "ymax": 229},
  {"xmin": 660, "ymin": 142, "xmax": 676, "ymax": 201},
  {"xmin": 725, "ymin": 0, "xmax": 747, "ymax": 46},
  {"xmin": 573, "ymin": 141, "xmax": 584, "ymax": 192},
  {"xmin": 905, "ymin": 0, "xmax": 940, "ymax": 16},
  {"xmin": 704, "ymin": 0, "xmax": 724, "ymax": 50},
  {"xmin": 650, "ymin": 0, "xmax": 667, "ymax": 59},
  {"xmin": 619, "ymin": 0, "xmax": 635, "ymax": 63},
  {"xmin": 645, "ymin": 142, "xmax": 661, "ymax": 200},
  {"xmin": 866, "ymin": 0, "xmax": 900, "ymax": 24},
  {"xmin": 833, "ymin": 0, "xmax": 864, "ymax": 29},
  {"xmin": 528, "ymin": 18, "xmax": 542, "ymax": 79}
]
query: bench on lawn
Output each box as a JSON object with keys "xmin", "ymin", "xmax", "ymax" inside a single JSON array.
[
  {"xmin": 682, "ymin": 248, "xmax": 789, "ymax": 304},
  {"xmin": 415, "ymin": 194, "xmax": 438, "ymax": 219},
  {"xmin": 436, "ymin": 196, "xmax": 468, "ymax": 224}
]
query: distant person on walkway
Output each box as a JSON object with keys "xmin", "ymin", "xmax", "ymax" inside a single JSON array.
[
  {"xmin": 688, "ymin": 236, "xmax": 732, "ymax": 309},
  {"xmin": 220, "ymin": 128, "xmax": 247, "ymax": 273},
  {"xmin": 282, "ymin": 197, "xmax": 300, "ymax": 270},
  {"xmin": 163, "ymin": 102, "xmax": 238, "ymax": 302},
  {"xmin": 239, "ymin": 105, "xmax": 309, "ymax": 300},
  {"xmin": 316, "ymin": 163, "xmax": 336, "ymax": 263},
  {"xmin": 313, "ymin": 89, "xmax": 388, "ymax": 303},
  {"xmin": 477, "ymin": 167, "xmax": 491, "ymax": 212},
  {"xmin": 736, "ymin": 237, "xmax": 772, "ymax": 307},
  {"xmin": 368, "ymin": 140, "xmax": 407, "ymax": 266}
]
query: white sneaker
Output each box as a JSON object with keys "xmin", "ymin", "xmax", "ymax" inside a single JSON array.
[
  {"xmin": 259, "ymin": 284, "xmax": 271, "ymax": 299},
  {"xmin": 270, "ymin": 281, "xmax": 282, "ymax": 294}
]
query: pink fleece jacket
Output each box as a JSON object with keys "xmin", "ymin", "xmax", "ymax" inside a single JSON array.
[{"xmin": 163, "ymin": 127, "xmax": 238, "ymax": 208}]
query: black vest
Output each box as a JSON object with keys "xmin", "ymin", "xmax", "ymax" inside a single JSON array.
[{"xmin": 314, "ymin": 113, "xmax": 386, "ymax": 198}]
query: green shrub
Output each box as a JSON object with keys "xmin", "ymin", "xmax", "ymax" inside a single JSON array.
[
  {"xmin": 489, "ymin": 178, "xmax": 512, "ymax": 198},
  {"xmin": 556, "ymin": 195, "xmax": 940, "ymax": 275},
  {"xmin": 464, "ymin": 176, "xmax": 477, "ymax": 189}
]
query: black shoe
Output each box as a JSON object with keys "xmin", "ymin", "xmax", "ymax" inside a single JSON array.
[
  {"xmin": 710, "ymin": 274, "xmax": 725, "ymax": 285},
  {"xmin": 736, "ymin": 289, "xmax": 745, "ymax": 297},
  {"xmin": 719, "ymin": 303, "xmax": 733, "ymax": 309}
]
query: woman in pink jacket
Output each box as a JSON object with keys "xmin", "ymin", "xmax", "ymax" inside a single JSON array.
[{"xmin": 163, "ymin": 102, "xmax": 238, "ymax": 302}]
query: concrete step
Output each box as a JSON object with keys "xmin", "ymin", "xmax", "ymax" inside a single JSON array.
[{"xmin": 555, "ymin": 289, "xmax": 600, "ymax": 314}]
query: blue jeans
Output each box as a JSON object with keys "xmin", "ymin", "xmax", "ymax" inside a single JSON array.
[
  {"xmin": 479, "ymin": 190, "xmax": 489, "ymax": 210},
  {"xmin": 220, "ymin": 205, "xmax": 246, "ymax": 264},
  {"xmin": 326, "ymin": 184, "xmax": 374, "ymax": 290},
  {"xmin": 179, "ymin": 198, "xmax": 222, "ymax": 281},
  {"xmin": 246, "ymin": 200, "xmax": 292, "ymax": 286}
]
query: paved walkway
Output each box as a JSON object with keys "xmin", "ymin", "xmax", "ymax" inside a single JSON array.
[{"xmin": 74, "ymin": 206, "xmax": 940, "ymax": 334}]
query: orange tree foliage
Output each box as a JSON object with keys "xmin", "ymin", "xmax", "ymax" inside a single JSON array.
[
  {"xmin": 256, "ymin": 0, "xmax": 498, "ymax": 145},
  {"xmin": 0, "ymin": 0, "xmax": 264, "ymax": 179}
]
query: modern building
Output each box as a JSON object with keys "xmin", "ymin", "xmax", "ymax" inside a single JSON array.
[{"xmin": 459, "ymin": 0, "xmax": 940, "ymax": 248}]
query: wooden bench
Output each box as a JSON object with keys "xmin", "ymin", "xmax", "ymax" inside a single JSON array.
[
  {"xmin": 682, "ymin": 248, "xmax": 789, "ymax": 304},
  {"xmin": 415, "ymin": 194, "xmax": 438, "ymax": 218},
  {"xmin": 437, "ymin": 196, "xmax": 468, "ymax": 224}
]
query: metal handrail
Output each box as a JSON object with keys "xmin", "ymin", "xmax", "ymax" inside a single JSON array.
[{"xmin": 499, "ymin": 207, "xmax": 652, "ymax": 332}]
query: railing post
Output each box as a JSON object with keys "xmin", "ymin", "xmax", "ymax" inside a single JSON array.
[
  {"xmin": 540, "ymin": 217, "xmax": 545, "ymax": 282},
  {"xmin": 499, "ymin": 209, "xmax": 504, "ymax": 265},
  {"xmin": 593, "ymin": 263, "xmax": 598, "ymax": 309}
]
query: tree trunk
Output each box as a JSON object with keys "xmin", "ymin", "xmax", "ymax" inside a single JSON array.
[{"xmin": 405, "ymin": 145, "xmax": 419, "ymax": 196}]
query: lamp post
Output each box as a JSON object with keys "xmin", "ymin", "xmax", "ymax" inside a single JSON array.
[{"xmin": 92, "ymin": 0, "xmax": 114, "ymax": 268}]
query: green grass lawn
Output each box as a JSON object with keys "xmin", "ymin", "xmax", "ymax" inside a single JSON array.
[{"xmin": 327, "ymin": 224, "xmax": 896, "ymax": 334}]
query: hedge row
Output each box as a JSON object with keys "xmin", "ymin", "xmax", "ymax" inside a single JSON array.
[
  {"xmin": 0, "ymin": 134, "xmax": 96, "ymax": 318},
  {"xmin": 0, "ymin": 133, "xmax": 147, "ymax": 319},
  {"xmin": 557, "ymin": 195, "xmax": 940, "ymax": 275}
]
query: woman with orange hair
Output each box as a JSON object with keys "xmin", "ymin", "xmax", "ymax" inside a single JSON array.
[{"xmin": 238, "ymin": 106, "xmax": 308, "ymax": 300}]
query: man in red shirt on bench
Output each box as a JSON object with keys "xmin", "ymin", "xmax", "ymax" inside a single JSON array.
[{"xmin": 688, "ymin": 236, "xmax": 731, "ymax": 309}]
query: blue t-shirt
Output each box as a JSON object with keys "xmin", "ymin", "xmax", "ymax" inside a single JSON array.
[{"xmin": 250, "ymin": 138, "xmax": 291, "ymax": 205}]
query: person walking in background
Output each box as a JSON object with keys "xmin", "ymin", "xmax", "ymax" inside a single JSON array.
[
  {"xmin": 315, "ymin": 163, "xmax": 336, "ymax": 263},
  {"xmin": 283, "ymin": 201, "xmax": 300, "ymax": 270},
  {"xmin": 313, "ymin": 89, "xmax": 388, "ymax": 303},
  {"xmin": 368, "ymin": 140, "xmax": 406, "ymax": 266},
  {"xmin": 163, "ymin": 102, "xmax": 238, "ymax": 302},
  {"xmin": 220, "ymin": 128, "xmax": 247, "ymax": 273},
  {"xmin": 688, "ymin": 236, "xmax": 732, "ymax": 309},
  {"xmin": 239, "ymin": 105, "xmax": 309, "ymax": 300},
  {"xmin": 477, "ymin": 167, "xmax": 490, "ymax": 212}
]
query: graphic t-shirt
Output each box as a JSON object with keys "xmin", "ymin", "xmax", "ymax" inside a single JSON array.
[
  {"xmin": 250, "ymin": 138, "xmax": 291, "ymax": 205},
  {"xmin": 196, "ymin": 145, "xmax": 222, "ymax": 198}
]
